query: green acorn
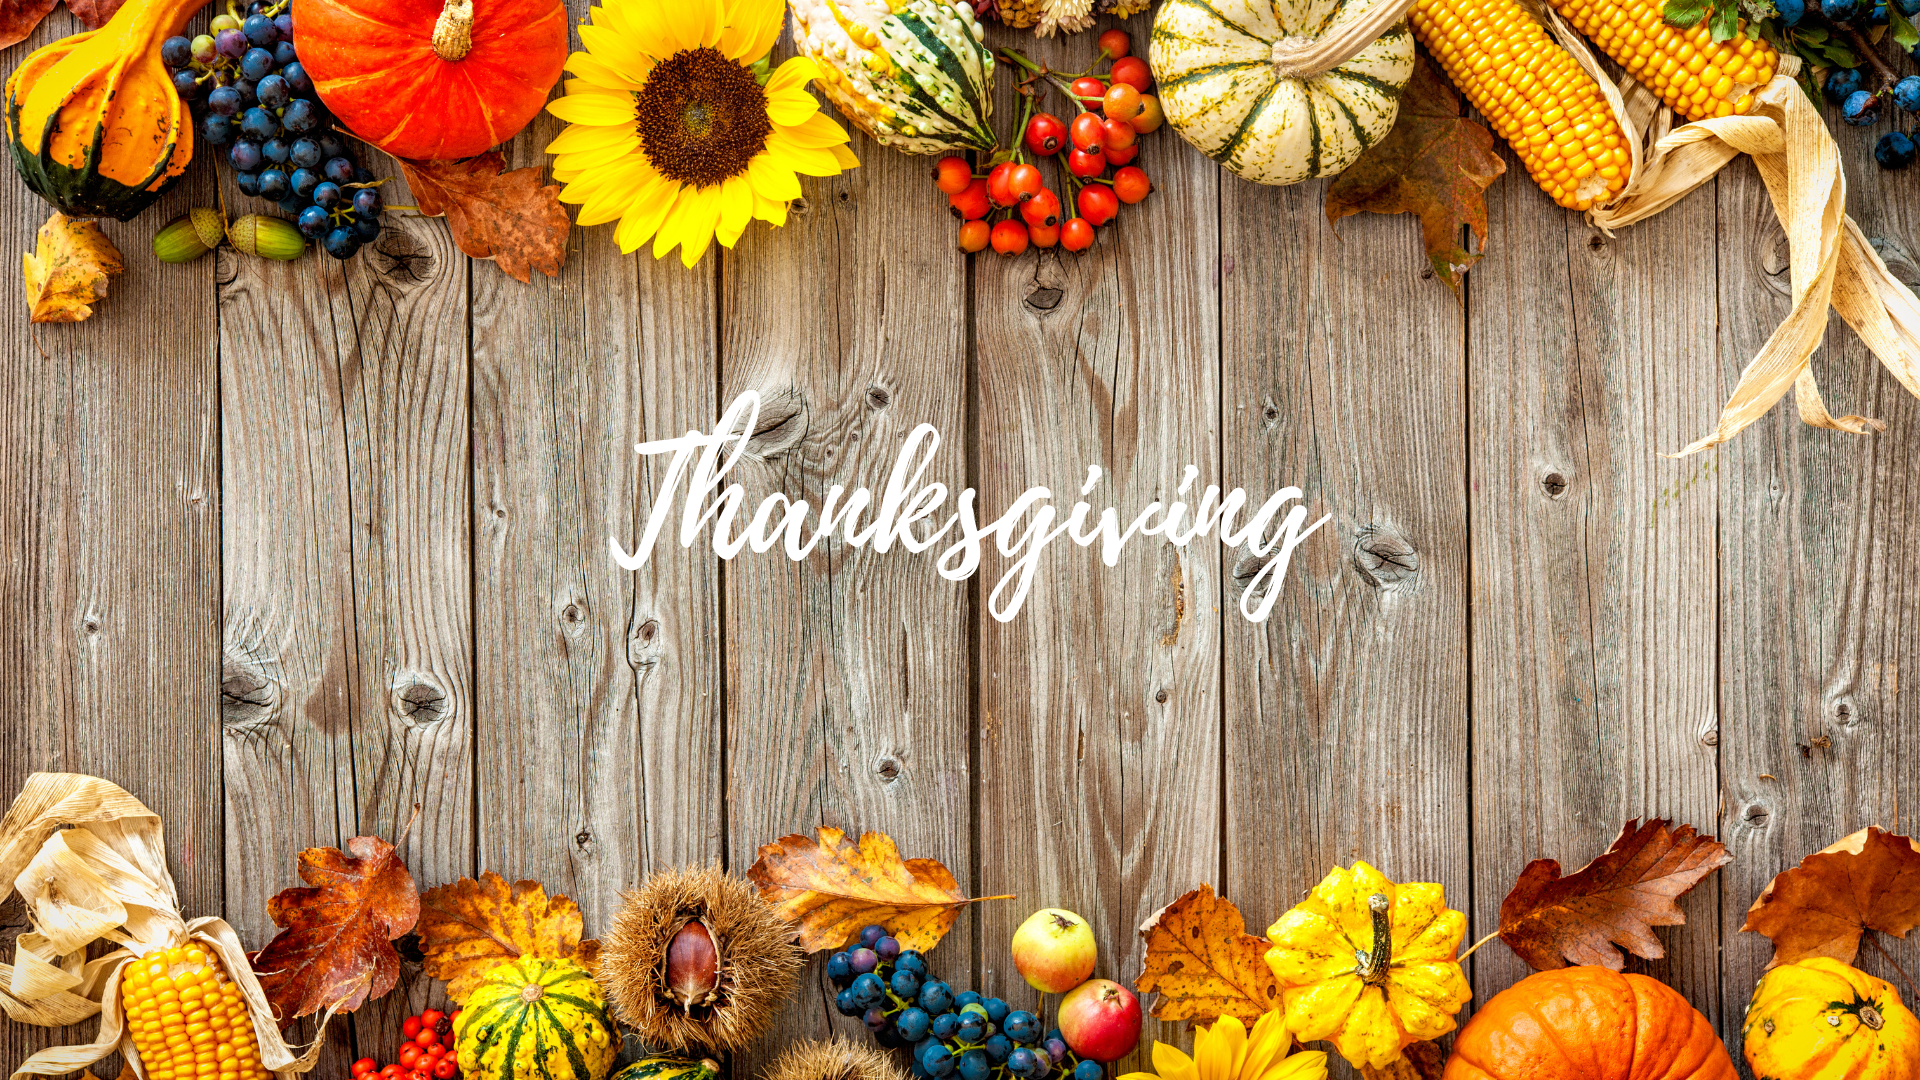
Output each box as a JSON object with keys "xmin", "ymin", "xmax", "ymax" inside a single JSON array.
[
  {"xmin": 151, "ymin": 208, "xmax": 227, "ymax": 264},
  {"xmin": 227, "ymin": 214, "xmax": 306, "ymax": 260}
]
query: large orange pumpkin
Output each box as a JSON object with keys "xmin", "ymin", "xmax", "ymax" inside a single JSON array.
[
  {"xmin": 293, "ymin": 0, "xmax": 567, "ymax": 161},
  {"xmin": 1443, "ymin": 967, "xmax": 1737, "ymax": 1080}
]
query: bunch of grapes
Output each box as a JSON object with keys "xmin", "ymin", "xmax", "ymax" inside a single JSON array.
[
  {"xmin": 830, "ymin": 925, "xmax": 1102, "ymax": 1080},
  {"xmin": 160, "ymin": 1, "xmax": 388, "ymax": 259},
  {"xmin": 935, "ymin": 28, "xmax": 1162, "ymax": 255},
  {"xmin": 350, "ymin": 1006, "xmax": 463, "ymax": 1080}
]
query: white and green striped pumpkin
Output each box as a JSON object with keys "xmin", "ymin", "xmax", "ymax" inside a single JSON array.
[
  {"xmin": 790, "ymin": 0, "xmax": 996, "ymax": 154},
  {"xmin": 610, "ymin": 1057, "xmax": 719, "ymax": 1080},
  {"xmin": 1150, "ymin": 0, "xmax": 1414, "ymax": 184},
  {"xmin": 454, "ymin": 956, "xmax": 617, "ymax": 1080}
]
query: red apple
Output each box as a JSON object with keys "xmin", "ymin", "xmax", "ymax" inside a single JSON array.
[
  {"xmin": 1057, "ymin": 979, "xmax": 1141, "ymax": 1063},
  {"xmin": 1011, "ymin": 908, "xmax": 1097, "ymax": 993}
]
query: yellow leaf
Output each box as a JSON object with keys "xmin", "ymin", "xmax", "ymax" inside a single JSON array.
[
  {"xmin": 1135, "ymin": 886, "xmax": 1281, "ymax": 1026},
  {"xmin": 747, "ymin": 827, "xmax": 1010, "ymax": 953},
  {"xmin": 417, "ymin": 871, "xmax": 599, "ymax": 1003},
  {"xmin": 22, "ymin": 212, "xmax": 122, "ymax": 323}
]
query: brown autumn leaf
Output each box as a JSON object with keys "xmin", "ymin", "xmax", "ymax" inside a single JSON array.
[
  {"xmin": 1324, "ymin": 49, "xmax": 1506, "ymax": 294},
  {"xmin": 1499, "ymin": 818, "xmax": 1732, "ymax": 971},
  {"xmin": 1134, "ymin": 885, "xmax": 1280, "ymax": 1026},
  {"xmin": 1360, "ymin": 1041, "xmax": 1446, "ymax": 1080},
  {"xmin": 252, "ymin": 835, "xmax": 420, "ymax": 1019},
  {"xmin": 398, "ymin": 153, "xmax": 568, "ymax": 283},
  {"xmin": 748, "ymin": 827, "xmax": 1010, "ymax": 953},
  {"xmin": 418, "ymin": 871, "xmax": 601, "ymax": 1003},
  {"xmin": 0, "ymin": 0, "xmax": 124, "ymax": 50},
  {"xmin": 23, "ymin": 212, "xmax": 123, "ymax": 323},
  {"xmin": 1743, "ymin": 826, "xmax": 1920, "ymax": 967}
]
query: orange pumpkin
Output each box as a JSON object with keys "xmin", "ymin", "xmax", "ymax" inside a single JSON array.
[
  {"xmin": 293, "ymin": 0, "xmax": 567, "ymax": 161},
  {"xmin": 1444, "ymin": 967, "xmax": 1737, "ymax": 1080}
]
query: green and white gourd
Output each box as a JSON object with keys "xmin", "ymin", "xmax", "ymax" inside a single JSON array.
[
  {"xmin": 1150, "ymin": 0, "xmax": 1416, "ymax": 184},
  {"xmin": 790, "ymin": 0, "xmax": 996, "ymax": 154}
]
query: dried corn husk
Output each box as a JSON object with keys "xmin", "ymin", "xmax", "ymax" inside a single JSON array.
[
  {"xmin": 0, "ymin": 773, "xmax": 327, "ymax": 1080},
  {"xmin": 1521, "ymin": 0, "xmax": 1920, "ymax": 453}
]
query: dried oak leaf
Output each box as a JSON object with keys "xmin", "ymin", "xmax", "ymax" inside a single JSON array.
[
  {"xmin": 399, "ymin": 153, "xmax": 568, "ymax": 283},
  {"xmin": 1360, "ymin": 1042, "xmax": 1446, "ymax": 1080},
  {"xmin": 0, "ymin": 0, "xmax": 125, "ymax": 50},
  {"xmin": 1742, "ymin": 826, "xmax": 1920, "ymax": 967},
  {"xmin": 1499, "ymin": 818, "xmax": 1731, "ymax": 971},
  {"xmin": 1134, "ymin": 885, "xmax": 1279, "ymax": 1026},
  {"xmin": 748, "ymin": 827, "xmax": 1008, "ymax": 953},
  {"xmin": 252, "ymin": 835, "xmax": 420, "ymax": 1020},
  {"xmin": 23, "ymin": 212, "xmax": 123, "ymax": 323},
  {"xmin": 418, "ymin": 871, "xmax": 601, "ymax": 1003},
  {"xmin": 1324, "ymin": 50, "xmax": 1506, "ymax": 295}
]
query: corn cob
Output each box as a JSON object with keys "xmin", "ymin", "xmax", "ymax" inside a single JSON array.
[
  {"xmin": 1412, "ymin": 0, "xmax": 1631, "ymax": 210},
  {"xmin": 1549, "ymin": 0, "xmax": 1776, "ymax": 119},
  {"xmin": 120, "ymin": 945, "xmax": 273, "ymax": 1080}
]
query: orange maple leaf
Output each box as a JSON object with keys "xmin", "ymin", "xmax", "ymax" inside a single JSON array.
[
  {"xmin": 747, "ymin": 827, "xmax": 1009, "ymax": 953},
  {"xmin": 23, "ymin": 212, "xmax": 123, "ymax": 323},
  {"xmin": 1498, "ymin": 819, "xmax": 1731, "ymax": 971},
  {"xmin": 252, "ymin": 836, "xmax": 419, "ymax": 1019},
  {"xmin": 1743, "ymin": 826, "xmax": 1920, "ymax": 967},
  {"xmin": 1134, "ymin": 885, "xmax": 1279, "ymax": 1026},
  {"xmin": 398, "ymin": 153, "xmax": 569, "ymax": 283},
  {"xmin": 418, "ymin": 871, "xmax": 601, "ymax": 1004}
]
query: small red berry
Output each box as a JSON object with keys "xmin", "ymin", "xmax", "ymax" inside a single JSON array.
[
  {"xmin": 1068, "ymin": 147, "xmax": 1107, "ymax": 177},
  {"xmin": 1103, "ymin": 118, "xmax": 1137, "ymax": 152},
  {"xmin": 1130, "ymin": 93, "xmax": 1164, "ymax": 134},
  {"xmin": 432, "ymin": 1061, "xmax": 459, "ymax": 1080},
  {"xmin": 415, "ymin": 1029, "xmax": 439, "ymax": 1049},
  {"xmin": 986, "ymin": 161, "xmax": 1018, "ymax": 207},
  {"xmin": 1112, "ymin": 166, "xmax": 1151, "ymax": 203},
  {"xmin": 381, "ymin": 1066, "xmax": 403, "ymax": 1079},
  {"xmin": 1021, "ymin": 188, "xmax": 1062, "ymax": 228},
  {"xmin": 1071, "ymin": 76, "xmax": 1107, "ymax": 111},
  {"xmin": 1024, "ymin": 112, "xmax": 1066, "ymax": 156},
  {"xmin": 949, "ymin": 178, "xmax": 991, "ymax": 220},
  {"xmin": 1029, "ymin": 220, "xmax": 1060, "ymax": 248},
  {"xmin": 1078, "ymin": 184, "xmax": 1119, "ymax": 226},
  {"xmin": 958, "ymin": 219, "xmax": 992, "ymax": 252},
  {"xmin": 1103, "ymin": 84, "xmax": 1141, "ymax": 121},
  {"xmin": 1110, "ymin": 56, "xmax": 1151, "ymax": 92},
  {"xmin": 990, "ymin": 219, "xmax": 1030, "ymax": 256},
  {"xmin": 933, "ymin": 155, "xmax": 973, "ymax": 195},
  {"xmin": 424, "ymin": 1044, "xmax": 448, "ymax": 1060},
  {"xmin": 421, "ymin": 1011, "xmax": 444, "ymax": 1027},
  {"xmin": 1104, "ymin": 142, "xmax": 1139, "ymax": 166},
  {"xmin": 403, "ymin": 1018, "xmax": 423, "ymax": 1039},
  {"xmin": 353, "ymin": 1060, "xmax": 378, "ymax": 1076},
  {"xmin": 409, "ymin": 1069, "xmax": 432, "ymax": 1080},
  {"xmin": 1069, "ymin": 112, "xmax": 1106, "ymax": 153},
  {"xmin": 400, "ymin": 1046, "xmax": 421, "ymax": 1069},
  {"xmin": 1060, "ymin": 217, "xmax": 1095, "ymax": 252},
  {"xmin": 1098, "ymin": 28, "xmax": 1131, "ymax": 58},
  {"xmin": 1007, "ymin": 163, "xmax": 1045, "ymax": 202}
]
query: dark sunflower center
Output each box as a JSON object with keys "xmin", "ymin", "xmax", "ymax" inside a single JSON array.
[{"xmin": 635, "ymin": 47, "xmax": 772, "ymax": 188}]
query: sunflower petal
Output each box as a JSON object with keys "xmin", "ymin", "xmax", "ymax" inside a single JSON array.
[
  {"xmin": 753, "ymin": 190, "xmax": 789, "ymax": 226},
  {"xmin": 1150, "ymin": 1044, "xmax": 1198, "ymax": 1080},
  {"xmin": 830, "ymin": 144, "xmax": 860, "ymax": 169},
  {"xmin": 655, "ymin": 183, "xmax": 722, "ymax": 266},
  {"xmin": 548, "ymin": 92, "xmax": 638, "ymax": 126},
  {"xmin": 766, "ymin": 135, "xmax": 848, "ymax": 176},
  {"xmin": 745, "ymin": 151, "xmax": 803, "ymax": 203},
  {"xmin": 573, "ymin": 27, "xmax": 654, "ymax": 83},
  {"xmin": 615, "ymin": 173, "xmax": 682, "ymax": 252},
  {"xmin": 775, "ymin": 111, "xmax": 853, "ymax": 147},
  {"xmin": 765, "ymin": 55, "xmax": 820, "ymax": 96},
  {"xmin": 576, "ymin": 161, "xmax": 661, "ymax": 226},
  {"xmin": 660, "ymin": 0, "xmax": 715, "ymax": 55},
  {"xmin": 546, "ymin": 121, "xmax": 639, "ymax": 155},
  {"xmin": 766, "ymin": 86, "xmax": 823, "ymax": 127},
  {"xmin": 714, "ymin": 174, "xmax": 754, "ymax": 247},
  {"xmin": 722, "ymin": 0, "xmax": 783, "ymax": 60}
]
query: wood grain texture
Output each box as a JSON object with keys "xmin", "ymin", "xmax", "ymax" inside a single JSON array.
[
  {"xmin": 1465, "ymin": 157, "xmax": 1724, "ymax": 1017},
  {"xmin": 972, "ymin": 21, "xmax": 1220, "ymax": 1073},
  {"xmin": 721, "ymin": 105, "xmax": 973, "ymax": 1067}
]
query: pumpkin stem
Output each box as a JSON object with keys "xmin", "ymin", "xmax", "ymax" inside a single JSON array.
[
  {"xmin": 1861, "ymin": 1004, "xmax": 1884, "ymax": 1031},
  {"xmin": 1267, "ymin": 0, "xmax": 1418, "ymax": 80},
  {"xmin": 1358, "ymin": 893, "xmax": 1393, "ymax": 985},
  {"xmin": 432, "ymin": 0, "xmax": 475, "ymax": 62}
]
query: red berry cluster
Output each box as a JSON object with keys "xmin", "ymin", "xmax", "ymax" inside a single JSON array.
[
  {"xmin": 351, "ymin": 1008, "xmax": 461, "ymax": 1080},
  {"xmin": 936, "ymin": 28, "xmax": 1161, "ymax": 255}
]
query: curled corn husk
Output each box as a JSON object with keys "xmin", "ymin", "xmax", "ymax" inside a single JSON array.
[{"xmin": 0, "ymin": 773, "xmax": 329, "ymax": 1080}]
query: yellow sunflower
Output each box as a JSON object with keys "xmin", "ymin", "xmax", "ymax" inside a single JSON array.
[
  {"xmin": 545, "ymin": 0, "xmax": 860, "ymax": 267},
  {"xmin": 1118, "ymin": 1012, "xmax": 1328, "ymax": 1080}
]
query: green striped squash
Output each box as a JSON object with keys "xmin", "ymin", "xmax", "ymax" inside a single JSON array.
[
  {"xmin": 610, "ymin": 1057, "xmax": 719, "ymax": 1080},
  {"xmin": 791, "ymin": 0, "xmax": 996, "ymax": 154},
  {"xmin": 1150, "ymin": 0, "xmax": 1414, "ymax": 184},
  {"xmin": 455, "ymin": 957, "xmax": 617, "ymax": 1080}
]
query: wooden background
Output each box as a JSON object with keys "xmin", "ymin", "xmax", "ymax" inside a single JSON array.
[{"xmin": 2, "ymin": 1, "xmax": 1918, "ymax": 1077}]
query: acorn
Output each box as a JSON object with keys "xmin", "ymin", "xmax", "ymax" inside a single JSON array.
[
  {"xmin": 762, "ymin": 1040, "xmax": 909, "ymax": 1080},
  {"xmin": 152, "ymin": 208, "xmax": 227, "ymax": 264},
  {"xmin": 227, "ymin": 214, "xmax": 307, "ymax": 260},
  {"xmin": 599, "ymin": 866, "xmax": 802, "ymax": 1054}
]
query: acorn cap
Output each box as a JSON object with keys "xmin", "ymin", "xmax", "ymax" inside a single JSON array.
[
  {"xmin": 762, "ymin": 1040, "xmax": 909, "ymax": 1080},
  {"xmin": 599, "ymin": 866, "xmax": 802, "ymax": 1053}
]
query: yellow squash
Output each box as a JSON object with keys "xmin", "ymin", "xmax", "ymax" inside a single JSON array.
[
  {"xmin": 5, "ymin": 0, "xmax": 201, "ymax": 220},
  {"xmin": 1743, "ymin": 958, "xmax": 1920, "ymax": 1080},
  {"xmin": 1264, "ymin": 861, "xmax": 1471, "ymax": 1071}
]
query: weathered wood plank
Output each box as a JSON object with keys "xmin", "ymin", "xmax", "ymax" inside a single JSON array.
[
  {"xmin": 720, "ymin": 106, "xmax": 973, "ymax": 1062},
  {"xmin": 1716, "ymin": 143, "xmax": 1920, "ymax": 1047},
  {"xmin": 972, "ymin": 19, "xmax": 1219, "ymax": 1072},
  {"xmin": 1465, "ymin": 158, "xmax": 1725, "ymax": 1020},
  {"xmin": 1218, "ymin": 176, "xmax": 1466, "ymax": 1078}
]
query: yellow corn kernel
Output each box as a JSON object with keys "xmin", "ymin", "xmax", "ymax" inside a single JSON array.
[
  {"xmin": 1545, "ymin": 0, "xmax": 1778, "ymax": 119},
  {"xmin": 1412, "ymin": 0, "xmax": 1630, "ymax": 209},
  {"xmin": 120, "ymin": 949, "xmax": 267, "ymax": 1080}
]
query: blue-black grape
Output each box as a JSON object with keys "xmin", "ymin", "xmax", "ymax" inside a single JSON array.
[
  {"xmin": 1006, "ymin": 1050, "xmax": 1039, "ymax": 1079},
  {"xmin": 1042, "ymin": 1038, "xmax": 1069, "ymax": 1064},
  {"xmin": 858, "ymin": 925, "xmax": 888, "ymax": 949},
  {"xmin": 850, "ymin": 972, "xmax": 887, "ymax": 1009},
  {"xmin": 929, "ymin": 1012, "xmax": 961, "ymax": 1041},
  {"xmin": 232, "ymin": 79, "xmax": 257, "ymax": 108},
  {"xmin": 983, "ymin": 1035, "xmax": 1013, "ymax": 1064},
  {"xmin": 1903, "ymin": 0, "xmax": 1920, "ymax": 15},
  {"xmin": 273, "ymin": 40, "xmax": 298, "ymax": 66},
  {"xmin": 1826, "ymin": 0, "xmax": 1863, "ymax": 19},
  {"xmin": 274, "ymin": 11, "xmax": 293, "ymax": 39},
  {"xmin": 352, "ymin": 187, "xmax": 382, "ymax": 216},
  {"xmin": 1072, "ymin": 1062, "xmax": 1101, "ymax": 1080},
  {"xmin": 278, "ymin": 194, "xmax": 307, "ymax": 215},
  {"xmin": 289, "ymin": 138, "xmax": 323, "ymax": 168},
  {"xmin": 834, "ymin": 988, "xmax": 862, "ymax": 1018},
  {"xmin": 908, "ymin": 1054, "xmax": 933, "ymax": 1080},
  {"xmin": 257, "ymin": 168, "xmax": 290, "ymax": 199},
  {"xmin": 240, "ymin": 106, "xmax": 280, "ymax": 140},
  {"xmin": 1004, "ymin": 1010, "xmax": 1040, "ymax": 1044},
  {"xmin": 983, "ymin": 998, "xmax": 1010, "ymax": 1025},
  {"xmin": 199, "ymin": 114, "xmax": 236, "ymax": 145},
  {"xmin": 353, "ymin": 165, "xmax": 375, "ymax": 184},
  {"xmin": 917, "ymin": 981, "xmax": 953, "ymax": 1014},
  {"xmin": 351, "ymin": 215, "xmax": 381, "ymax": 242},
  {"xmin": 318, "ymin": 133, "xmax": 345, "ymax": 160},
  {"xmin": 311, "ymin": 178, "xmax": 340, "ymax": 206},
  {"xmin": 896, "ymin": 1007, "xmax": 931, "ymax": 1042},
  {"xmin": 161, "ymin": 35, "xmax": 193, "ymax": 66},
  {"xmin": 1877, "ymin": 130, "xmax": 1916, "ymax": 168},
  {"xmin": 1843, "ymin": 89, "xmax": 1882, "ymax": 126},
  {"xmin": 954, "ymin": 991, "xmax": 983, "ymax": 1010},
  {"xmin": 235, "ymin": 170, "xmax": 262, "ymax": 196},
  {"xmin": 323, "ymin": 226, "xmax": 361, "ymax": 259},
  {"xmin": 1046, "ymin": 1029, "xmax": 1064, "ymax": 1045},
  {"xmin": 917, "ymin": 1041, "xmax": 954, "ymax": 1079},
  {"xmin": 895, "ymin": 951, "xmax": 928, "ymax": 977},
  {"xmin": 890, "ymin": 969, "xmax": 922, "ymax": 999},
  {"xmin": 1775, "ymin": 0, "xmax": 1805, "ymax": 20},
  {"xmin": 1826, "ymin": 67, "xmax": 1866, "ymax": 105},
  {"xmin": 263, "ymin": 138, "xmax": 290, "ymax": 164},
  {"xmin": 229, "ymin": 139, "xmax": 264, "ymax": 171},
  {"xmin": 291, "ymin": 168, "xmax": 321, "ymax": 199},
  {"xmin": 861, "ymin": 1007, "xmax": 889, "ymax": 1033},
  {"xmin": 282, "ymin": 98, "xmax": 321, "ymax": 133},
  {"xmin": 297, "ymin": 205, "xmax": 331, "ymax": 238},
  {"xmin": 208, "ymin": 86, "xmax": 243, "ymax": 117},
  {"xmin": 826, "ymin": 952, "xmax": 854, "ymax": 988},
  {"xmin": 875, "ymin": 1028, "xmax": 907, "ymax": 1050},
  {"xmin": 848, "ymin": 947, "xmax": 880, "ymax": 975},
  {"xmin": 172, "ymin": 70, "xmax": 201, "ymax": 99},
  {"xmin": 955, "ymin": 1011, "xmax": 988, "ymax": 1044},
  {"xmin": 216, "ymin": 28, "xmax": 249, "ymax": 58},
  {"xmin": 956, "ymin": 1050, "xmax": 991, "ymax": 1080},
  {"xmin": 257, "ymin": 73, "xmax": 291, "ymax": 109},
  {"xmin": 282, "ymin": 61, "xmax": 313, "ymax": 96},
  {"xmin": 1895, "ymin": 76, "xmax": 1920, "ymax": 113},
  {"xmin": 242, "ymin": 13, "xmax": 278, "ymax": 46},
  {"xmin": 240, "ymin": 47, "xmax": 275, "ymax": 81},
  {"xmin": 876, "ymin": 936, "xmax": 901, "ymax": 962}
]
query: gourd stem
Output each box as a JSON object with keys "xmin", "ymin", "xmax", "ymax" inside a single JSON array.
[
  {"xmin": 1359, "ymin": 893, "xmax": 1392, "ymax": 985},
  {"xmin": 432, "ymin": 0, "xmax": 475, "ymax": 62},
  {"xmin": 1269, "ymin": 0, "xmax": 1418, "ymax": 79}
]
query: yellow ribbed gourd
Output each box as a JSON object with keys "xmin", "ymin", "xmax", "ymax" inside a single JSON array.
[
  {"xmin": 1547, "ymin": 0, "xmax": 1776, "ymax": 120},
  {"xmin": 4, "ymin": 0, "xmax": 201, "ymax": 220},
  {"xmin": 118, "ymin": 944, "xmax": 273, "ymax": 1080},
  {"xmin": 1411, "ymin": 0, "xmax": 1629, "ymax": 210}
]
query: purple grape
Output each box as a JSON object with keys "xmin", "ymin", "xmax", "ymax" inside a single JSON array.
[
  {"xmin": 351, "ymin": 187, "xmax": 381, "ymax": 215},
  {"xmin": 216, "ymin": 28, "xmax": 249, "ymax": 58},
  {"xmin": 848, "ymin": 947, "xmax": 879, "ymax": 975}
]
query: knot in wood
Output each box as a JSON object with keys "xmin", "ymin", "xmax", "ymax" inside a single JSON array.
[
  {"xmin": 1542, "ymin": 472, "xmax": 1569, "ymax": 497},
  {"xmin": 1026, "ymin": 286, "xmax": 1064, "ymax": 312},
  {"xmin": 1353, "ymin": 523, "xmax": 1418, "ymax": 587},
  {"xmin": 875, "ymin": 756, "xmax": 901, "ymax": 781},
  {"xmin": 866, "ymin": 386, "xmax": 891, "ymax": 408},
  {"xmin": 1155, "ymin": 688, "xmax": 1168, "ymax": 704},
  {"xmin": 396, "ymin": 680, "xmax": 448, "ymax": 722}
]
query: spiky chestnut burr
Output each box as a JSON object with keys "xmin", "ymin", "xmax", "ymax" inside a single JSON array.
[{"xmin": 761, "ymin": 1040, "xmax": 910, "ymax": 1080}]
